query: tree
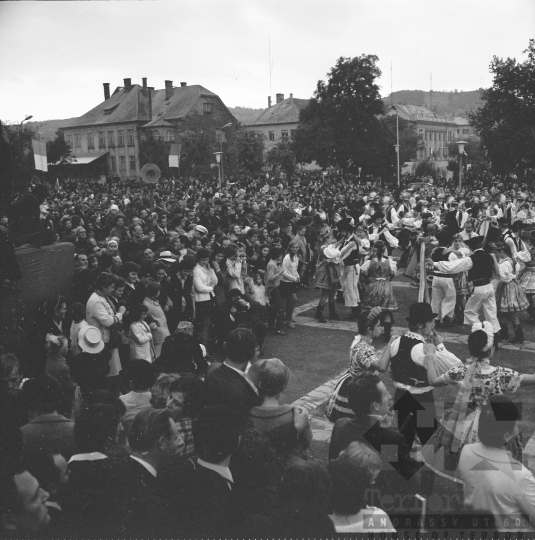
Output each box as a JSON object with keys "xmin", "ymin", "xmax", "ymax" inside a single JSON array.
[
  {"xmin": 266, "ymin": 138, "xmax": 296, "ymax": 179},
  {"xmin": 468, "ymin": 39, "xmax": 535, "ymax": 174},
  {"xmin": 379, "ymin": 115, "xmax": 419, "ymax": 165},
  {"xmin": 1, "ymin": 121, "xmax": 38, "ymax": 190},
  {"xmin": 139, "ymin": 132, "xmax": 170, "ymax": 177},
  {"xmin": 291, "ymin": 55, "xmax": 386, "ymax": 174},
  {"xmin": 230, "ymin": 128, "xmax": 265, "ymax": 175},
  {"xmin": 177, "ymin": 130, "xmax": 213, "ymax": 179},
  {"xmin": 47, "ymin": 130, "xmax": 71, "ymax": 165}
]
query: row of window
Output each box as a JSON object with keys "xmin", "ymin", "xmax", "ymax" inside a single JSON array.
[
  {"xmin": 268, "ymin": 129, "xmax": 296, "ymax": 141},
  {"xmin": 66, "ymin": 130, "xmax": 136, "ymax": 149},
  {"xmin": 140, "ymin": 130, "xmax": 175, "ymax": 142},
  {"xmin": 110, "ymin": 155, "xmax": 137, "ymax": 172}
]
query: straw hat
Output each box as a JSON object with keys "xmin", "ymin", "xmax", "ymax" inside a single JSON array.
[{"xmin": 78, "ymin": 326, "xmax": 104, "ymax": 354}]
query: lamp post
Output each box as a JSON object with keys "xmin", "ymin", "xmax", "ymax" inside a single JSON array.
[
  {"xmin": 456, "ymin": 140, "xmax": 467, "ymax": 191},
  {"xmin": 20, "ymin": 115, "xmax": 33, "ymax": 157},
  {"xmin": 214, "ymin": 152, "xmax": 222, "ymax": 188},
  {"xmin": 391, "ymin": 106, "xmax": 400, "ymax": 186},
  {"xmin": 219, "ymin": 122, "xmax": 232, "ymax": 185}
]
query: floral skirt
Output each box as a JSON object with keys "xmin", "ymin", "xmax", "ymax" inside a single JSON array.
[
  {"xmin": 496, "ymin": 280, "xmax": 529, "ymax": 313},
  {"xmin": 363, "ymin": 280, "xmax": 398, "ymax": 312},
  {"xmin": 519, "ymin": 266, "xmax": 535, "ymax": 294},
  {"xmin": 454, "ymin": 271, "xmax": 470, "ymax": 297},
  {"xmin": 421, "ymin": 407, "xmax": 524, "ymax": 484}
]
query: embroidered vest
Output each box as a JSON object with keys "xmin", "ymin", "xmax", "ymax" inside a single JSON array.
[{"xmin": 390, "ymin": 336, "xmax": 429, "ymax": 388}]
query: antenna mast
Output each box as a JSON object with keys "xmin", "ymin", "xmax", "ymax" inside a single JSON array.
[
  {"xmin": 390, "ymin": 62, "xmax": 393, "ymax": 106},
  {"xmin": 269, "ymin": 36, "xmax": 273, "ymax": 97},
  {"xmin": 430, "ymin": 72, "xmax": 433, "ymax": 111}
]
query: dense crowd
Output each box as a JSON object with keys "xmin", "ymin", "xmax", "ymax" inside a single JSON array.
[{"xmin": 1, "ymin": 169, "xmax": 535, "ymax": 537}]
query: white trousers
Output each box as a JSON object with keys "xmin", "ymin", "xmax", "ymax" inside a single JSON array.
[
  {"xmin": 431, "ymin": 276, "xmax": 456, "ymax": 320},
  {"xmin": 343, "ymin": 265, "xmax": 360, "ymax": 307},
  {"xmin": 463, "ymin": 283, "xmax": 501, "ymax": 333}
]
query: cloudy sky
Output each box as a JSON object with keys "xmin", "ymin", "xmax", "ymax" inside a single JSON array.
[{"xmin": 1, "ymin": 0, "xmax": 533, "ymax": 122}]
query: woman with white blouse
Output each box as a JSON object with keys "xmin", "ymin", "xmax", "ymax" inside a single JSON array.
[
  {"xmin": 494, "ymin": 241, "xmax": 529, "ymax": 344},
  {"xmin": 280, "ymin": 240, "xmax": 301, "ymax": 328},
  {"xmin": 193, "ymin": 248, "xmax": 218, "ymax": 351},
  {"xmin": 225, "ymin": 242, "xmax": 245, "ymax": 293}
]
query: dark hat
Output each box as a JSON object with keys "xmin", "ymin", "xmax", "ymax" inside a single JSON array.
[
  {"xmin": 248, "ymin": 358, "xmax": 291, "ymax": 394},
  {"xmin": 337, "ymin": 217, "xmax": 355, "ymax": 232},
  {"xmin": 530, "ymin": 230, "xmax": 535, "ymax": 242},
  {"xmin": 465, "ymin": 235, "xmax": 484, "ymax": 250},
  {"xmin": 371, "ymin": 211, "xmax": 384, "ymax": 221},
  {"xmin": 406, "ymin": 302, "xmax": 438, "ymax": 324},
  {"xmin": 497, "ymin": 217, "xmax": 510, "ymax": 226}
]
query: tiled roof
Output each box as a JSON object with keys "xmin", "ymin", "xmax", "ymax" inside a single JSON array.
[
  {"xmin": 67, "ymin": 84, "xmax": 222, "ymax": 128},
  {"xmin": 388, "ymin": 104, "xmax": 455, "ymax": 124},
  {"xmin": 248, "ymin": 97, "xmax": 309, "ymax": 126}
]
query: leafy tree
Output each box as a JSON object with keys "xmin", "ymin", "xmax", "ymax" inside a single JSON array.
[
  {"xmin": 1, "ymin": 121, "xmax": 39, "ymax": 189},
  {"xmin": 177, "ymin": 130, "xmax": 213, "ymax": 179},
  {"xmin": 266, "ymin": 138, "xmax": 296, "ymax": 179},
  {"xmin": 230, "ymin": 128, "xmax": 265, "ymax": 175},
  {"xmin": 139, "ymin": 132, "xmax": 170, "ymax": 177},
  {"xmin": 414, "ymin": 160, "xmax": 437, "ymax": 179},
  {"xmin": 292, "ymin": 55, "xmax": 386, "ymax": 174},
  {"xmin": 47, "ymin": 130, "xmax": 71, "ymax": 165},
  {"xmin": 379, "ymin": 115, "xmax": 419, "ymax": 166},
  {"xmin": 468, "ymin": 39, "xmax": 535, "ymax": 174}
]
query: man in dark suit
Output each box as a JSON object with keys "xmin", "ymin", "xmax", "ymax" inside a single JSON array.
[
  {"xmin": 329, "ymin": 373, "xmax": 421, "ymax": 497},
  {"xmin": 167, "ymin": 257, "xmax": 195, "ymax": 331},
  {"xmin": 204, "ymin": 328, "xmax": 261, "ymax": 421},
  {"xmin": 170, "ymin": 406, "xmax": 243, "ymax": 537}
]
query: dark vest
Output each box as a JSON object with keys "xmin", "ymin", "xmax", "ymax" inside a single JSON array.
[
  {"xmin": 385, "ymin": 207, "xmax": 394, "ymax": 224},
  {"xmin": 467, "ymin": 250, "xmax": 494, "ymax": 283},
  {"xmin": 343, "ymin": 241, "xmax": 360, "ymax": 266},
  {"xmin": 502, "ymin": 230, "xmax": 518, "ymax": 252},
  {"xmin": 390, "ymin": 336, "xmax": 429, "ymax": 388},
  {"xmin": 432, "ymin": 248, "xmax": 454, "ymax": 278}
]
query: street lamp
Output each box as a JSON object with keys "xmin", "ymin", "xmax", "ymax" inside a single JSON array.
[
  {"xmin": 20, "ymin": 115, "xmax": 33, "ymax": 156},
  {"xmin": 456, "ymin": 140, "xmax": 467, "ymax": 190},
  {"xmin": 219, "ymin": 122, "xmax": 232, "ymax": 185},
  {"xmin": 390, "ymin": 106, "xmax": 400, "ymax": 186},
  {"xmin": 214, "ymin": 151, "xmax": 222, "ymax": 188}
]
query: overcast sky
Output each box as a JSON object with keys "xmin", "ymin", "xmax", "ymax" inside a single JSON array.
[{"xmin": 1, "ymin": 0, "xmax": 534, "ymax": 122}]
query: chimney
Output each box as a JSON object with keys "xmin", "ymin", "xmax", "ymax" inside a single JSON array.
[
  {"xmin": 148, "ymin": 87, "xmax": 154, "ymax": 122},
  {"xmin": 142, "ymin": 77, "xmax": 147, "ymax": 96},
  {"xmin": 165, "ymin": 80, "xmax": 173, "ymax": 100},
  {"xmin": 276, "ymin": 93, "xmax": 284, "ymax": 103},
  {"xmin": 103, "ymin": 83, "xmax": 110, "ymax": 100},
  {"xmin": 123, "ymin": 78, "xmax": 132, "ymax": 91},
  {"xmin": 180, "ymin": 82, "xmax": 187, "ymax": 87},
  {"xmin": 268, "ymin": 96, "xmax": 272, "ymax": 108}
]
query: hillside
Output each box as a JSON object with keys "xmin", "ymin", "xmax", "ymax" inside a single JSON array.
[
  {"xmin": 25, "ymin": 118, "xmax": 76, "ymax": 142},
  {"xmin": 382, "ymin": 89, "xmax": 485, "ymax": 116},
  {"xmin": 228, "ymin": 106, "xmax": 264, "ymax": 124}
]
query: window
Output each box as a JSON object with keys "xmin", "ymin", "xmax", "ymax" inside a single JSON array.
[
  {"xmin": 281, "ymin": 130, "xmax": 288, "ymax": 139},
  {"xmin": 140, "ymin": 132, "xmax": 147, "ymax": 141},
  {"xmin": 108, "ymin": 131, "xmax": 115, "ymax": 146},
  {"xmin": 74, "ymin": 134, "xmax": 81, "ymax": 148},
  {"xmin": 418, "ymin": 128, "xmax": 425, "ymax": 139},
  {"xmin": 129, "ymin": 156, "xmax": 136, "ymax": 172},
  {"xmin": 111, "ymin": 156, "xmax": 117, "ymax": 171},
  {"xmin": 127, "ymin": 129, "xmax": 135, "ymax": 145},
  {"xmin": 203, "ymin": 102, "xmax": 213, "ymax": 114},
  {"xmin": 99, "ymin": 132, "xmax": 105, "ymax": 148},
  {"xmin": 462, "ymin": 128, "xmax": 469, "ymax": 134},
  {"xmin": 118, "ymin": 130, "xmax": 124, "ymax": 146},
  {"xmin": 291, "ymin": 130, "xmax": 296, "ymax": 138},
  {"xmin": 87, "ymin": 133, "xmax": 94, "ymax": 149},
  {"xmin": 119, "ymin": 156, "xmax": 126, "ymax": 171},
  {"xmin": 447, "ymin": 131, "xmax": 452, "ymax": 142},
  {"xmin": 166, "ymin": 130, "xmax": 174, "ymax": 141},
  {"xmin": 443, "ymin": 147, "xmax": 449, "ymax": 157},
  {"xmin": 66, "ymin": 134, "xmax": 73, "ymax": 148},
  {"xmin": 269, "ymin": 131, "xmax": 275, "ymax": 141},
  {"xmin": 152, "ymin": 130, "xmax": 160, "ymax": 141}
]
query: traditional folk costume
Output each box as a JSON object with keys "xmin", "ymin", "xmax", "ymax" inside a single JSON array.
[
  {"xmin": 431, "ymin": 248, "xmax": 501, "ymax": 335},
  {"xmin": 360, "ymin": 257, "xmax": 398, "ymax": 312},
  {"xmin": 496, "ymin": 256, "xmax": 529, "ymax": 314},
  {"xmin": 341, "ymin": 237, "xmax": 360, "ymax": 312},
  {"xmin": 430, "ymin": 247, "xmax": 457, "ymax": 324},
  {"xmin": 326, "ymin": 308, "xmax": 384, "ymax": 423},
  {"xmin": 422, "ymin": 322, "xmax": 524, "ymax": 484}
]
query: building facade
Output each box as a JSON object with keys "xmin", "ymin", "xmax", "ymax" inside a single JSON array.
[
  {"xmin": 246, "ymin": 93, "xmax": 309, "ymax": 151},
  {"xmin": 61, "ymin": 78, "xmax": 236, "ymax": 178}
]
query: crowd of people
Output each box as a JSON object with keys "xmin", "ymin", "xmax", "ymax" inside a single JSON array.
[{"xmin": 1, "ymin": 168, "xmax": 535, "ymax": 537}]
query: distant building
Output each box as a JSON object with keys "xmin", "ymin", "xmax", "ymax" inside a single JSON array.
[
  {"xmin": 385, "ymin": 104, "xmax": 478, "ymax": 162},
  {"xmin": 61, "ymin": 78, "xmax": 235, "ymax": 178},
  {"xmin": 246, "ymin": 93, "xmax": 309, "ymax": 150}
]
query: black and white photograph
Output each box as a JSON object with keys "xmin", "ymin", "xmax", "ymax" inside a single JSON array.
[{"xmin": 1, "ymin": 1, "xmax": 535, "ymax": 538}]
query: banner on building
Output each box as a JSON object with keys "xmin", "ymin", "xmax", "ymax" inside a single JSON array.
[
  {"xmin": 169, "ymin": 143, "xmax": 182, "ymax": 168},
  {"xmin": 32, "ymin": 139, "xmax": 48, "ymax": 172}
]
